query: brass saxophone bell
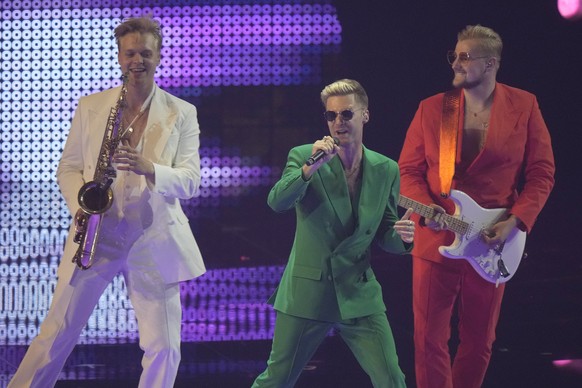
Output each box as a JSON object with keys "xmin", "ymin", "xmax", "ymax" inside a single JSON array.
[{"xmin": 78, "ymin": 179, "xmax": 114, "ymax": 215}]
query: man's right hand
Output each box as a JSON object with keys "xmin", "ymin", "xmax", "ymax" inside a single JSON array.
[{"xmin": 302, "ymin": 136, "xmax": 340, "ymax": 179}]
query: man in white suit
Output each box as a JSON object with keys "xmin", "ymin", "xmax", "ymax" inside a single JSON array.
[{"xmin": 9, "ymin": 16, "xmax": 206, "ymax": 388}]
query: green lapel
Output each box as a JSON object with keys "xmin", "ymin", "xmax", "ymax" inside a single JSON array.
[
  {"xmin": 354, "ymin": 147, "xmax": 388, "ymax": 237},
  {"xmin": 320, "ymin": 155, "xmax": 353, "ymax": 233},
  {"xmin": 319, "ymin": 147, "xmax": 388, "ymax": 240}
]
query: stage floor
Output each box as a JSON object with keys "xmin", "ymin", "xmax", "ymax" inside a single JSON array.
[
  {"xmin": 2, "ymin": 257, "xmax": 581, "ymax": 388},
  {"xmin": 2, "ymin": 334, "xmax": 582, "ymax": 388}
]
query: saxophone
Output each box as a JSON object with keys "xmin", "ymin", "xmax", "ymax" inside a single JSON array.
[{"xmin": 72, "ymin": 74, "xmax": 130, "ymax": 269}]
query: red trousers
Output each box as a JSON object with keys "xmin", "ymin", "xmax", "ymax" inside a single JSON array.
[{"xmin": 412, "ymin": 256, "xmax": 505, "ymax": 388}]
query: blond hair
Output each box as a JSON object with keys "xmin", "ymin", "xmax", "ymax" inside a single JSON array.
[
  {"xmin": 114, "ymin": 16, "xmax": 162, "ymax": 52},
  {"xmin": 458, "ymin": 24, "xmax": 502, "ymax": 60},
  {"xmin": 320, "ymin": 79, "xmax": 369, "ymax": 108}
]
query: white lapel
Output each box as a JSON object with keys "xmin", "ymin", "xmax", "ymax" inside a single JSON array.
[{"xmin": 142, "ymin": 86, "xmax": 178, "ymax": 164}]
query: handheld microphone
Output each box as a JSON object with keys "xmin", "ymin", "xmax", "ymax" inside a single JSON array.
[{"xmin": 306, "ymin": 137, "xmax": 340, "ymax": 166}]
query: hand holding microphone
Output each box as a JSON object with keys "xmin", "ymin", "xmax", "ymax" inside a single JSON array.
[
  {"xmin": 306, "ymin": 136, "xmax": 340, "ymax": 166},
  {"xmin": 302, "ymin": 136, "xmax": 340, "ymax": 180}
]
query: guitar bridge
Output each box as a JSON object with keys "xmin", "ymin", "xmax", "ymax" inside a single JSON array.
[{"xmin": 495, "ymin": 242, "xmax": 510, "ymax": 278}]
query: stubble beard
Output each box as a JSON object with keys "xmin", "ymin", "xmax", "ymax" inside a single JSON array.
[{"xmin": 452, "ymin": 71, "xmax": 484, "ymax": 90}]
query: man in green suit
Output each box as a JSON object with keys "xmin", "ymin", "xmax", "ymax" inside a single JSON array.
[{"xmin": 252, "ymin": 79, "xmax": 415, "ymax": 387}]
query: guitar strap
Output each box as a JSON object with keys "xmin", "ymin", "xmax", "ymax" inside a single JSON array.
[{"xmin": 439, "ymin": 88, "xmax": 462, "ymax": 198}]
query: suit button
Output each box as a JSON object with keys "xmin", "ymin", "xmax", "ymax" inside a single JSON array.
[{"xmin": 327, "ymin": 275, "xmax": 332, "ymax": 281}]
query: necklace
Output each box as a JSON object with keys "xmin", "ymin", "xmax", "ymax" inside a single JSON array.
[
  {"xmin": 122, "ymin": 109, "xmax": 146, "ymax": 134},
  {"xmin": 342, "ymin": 151, "xmax": 363, "ymax": 178},
  {"xmin": 466, "ymin": 94, "xmax": 493, "ymax": 129},
  {"xmin": 345, "ymin": 164, "xmax": 360, "ymax": 177},
  {"xmin": 119, "ymin": 87, "xmax": 155, "ymax": 141},
  {"xmin": 467, "ymin": 105, "xmax": 491, "ymax": 129},
  {"xmin": 344, "ymin": 161, "xmax": 361, "ymax": 201},
  {"xmin": 473, "ymin": 117, "xmax": 489, "ymax": 129},
  {"xmin": 468, "ymin": 106, "xmax": 489, "ymax": 117},
  {"xmin": 344, "ymin": 160, "xmax": 362, "ymax": 181}
]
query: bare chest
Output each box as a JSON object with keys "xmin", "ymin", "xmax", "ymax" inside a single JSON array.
[{"xmin": 121, "ymin": 109, "xmax": 150, "ymax": 148}]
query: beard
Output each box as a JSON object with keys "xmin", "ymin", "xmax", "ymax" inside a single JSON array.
[{"xmin": 452, "ymin": 71, "xmax": 485, "ymax": 90}]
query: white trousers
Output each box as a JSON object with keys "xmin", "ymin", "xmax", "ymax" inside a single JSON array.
[{"xmin": 8, "ymin": 241, "xmax": 183, "ymax": 388}]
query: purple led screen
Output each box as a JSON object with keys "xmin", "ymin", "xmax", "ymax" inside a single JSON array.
[{"xmin": 0, "ymin": 0, "xmax": 343, "ymax": 348}]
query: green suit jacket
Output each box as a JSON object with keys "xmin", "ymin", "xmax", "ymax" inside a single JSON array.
[{"xmin": 268, "ymin": 145, "xmax": 412, "ymax": 322}]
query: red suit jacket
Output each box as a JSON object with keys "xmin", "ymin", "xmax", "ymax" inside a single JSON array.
[{"xmin": 398, "ymin": 83, "xmax": 555, "ymax": 263}]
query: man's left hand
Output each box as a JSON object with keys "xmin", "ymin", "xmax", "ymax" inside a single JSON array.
[
  {"xmin": 113, "ymin": 145, "xmax": 155, "ymax": 178},
  {"xmin": 394, "ymin": 208, "xmax": 415, "ymax": 243}
]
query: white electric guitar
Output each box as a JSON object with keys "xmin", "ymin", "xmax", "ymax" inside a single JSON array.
[{"xmin": 399, "ymin": 190, "xmax": 526, "ymax": 285}]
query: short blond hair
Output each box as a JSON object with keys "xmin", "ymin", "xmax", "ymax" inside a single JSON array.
[
  {"xmin": 458, "ymin": 24, "xmax": 502, "ymax": 60},
  {"xmin": 114, "ymin": 16, "xmax": 163, "ymax": 52},
  {"xmin": 320, "ymin": 79, "xmax": 368, "ymax": 108}
]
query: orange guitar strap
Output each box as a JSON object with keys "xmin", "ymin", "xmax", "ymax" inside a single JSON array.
[{"xmin": 439, "ymin": 89, "xmax": 461, "ymax": 198}]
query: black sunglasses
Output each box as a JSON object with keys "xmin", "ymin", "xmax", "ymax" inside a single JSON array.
[{"xmin": 323, "ymin": 108, "xmax": 362, "ymax": 122}]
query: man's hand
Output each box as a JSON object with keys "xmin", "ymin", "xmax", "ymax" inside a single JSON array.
[
  {"xmin": 113, "ymin": 145, "xmax": 155, "ymax": 182},
  {"xmin": 394, "ymin": 208, "xmax": 415, "ymax": 243},
  {"xmin": 482, "ymin": 215, "xmax": 520, "ymax": 245},
  {"xmin": 301, "ymin": 136, "xmax": 340, "ymax": 180}
]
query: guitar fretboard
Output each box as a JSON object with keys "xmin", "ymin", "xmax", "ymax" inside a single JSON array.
[{"xmin": 398, "ymin": 195, "xmax": 469, "ymax": 235}]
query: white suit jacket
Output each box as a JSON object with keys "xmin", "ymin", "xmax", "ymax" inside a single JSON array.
[{"xmin": 57, "ymin": 84, "xmax": 206, "ymax": 284}]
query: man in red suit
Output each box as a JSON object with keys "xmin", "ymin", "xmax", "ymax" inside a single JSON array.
[{"xmin": 398, "ymin": 25, "xmax": 555, "ymax": 388}]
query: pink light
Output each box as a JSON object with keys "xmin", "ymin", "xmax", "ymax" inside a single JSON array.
[
  {"xmin": 558, "ymin": 0, "xmax": 582, "ymax": 20},
  {"xmin": 553, "ymin": 358, "xmax": 582, "ymax": 373},
  {"xmin": 553, "ymin": 359, "xmax": 573, "ymax": 366}
]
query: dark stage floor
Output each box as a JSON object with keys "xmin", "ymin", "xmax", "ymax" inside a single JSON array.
[
  {"xmin": 2, "ymin": 332, "xmax": 582, "ymax": 388},
  {"xmin": 2, "ymin": 254, "xmax": 582, "ymax": 388}
]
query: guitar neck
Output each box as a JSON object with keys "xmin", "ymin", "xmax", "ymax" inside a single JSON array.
[
  {"xmin": 398, "ymin": 195, "xmax": 436, "ymax": 219},
  {"xmin": 398, "ymin": 195, "xmax": 466, "ymax": 234}
]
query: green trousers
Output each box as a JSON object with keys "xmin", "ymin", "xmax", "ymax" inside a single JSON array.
[{"xmin": 252, "ymin": 311, "xmax": 406, "ymax": 388}]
